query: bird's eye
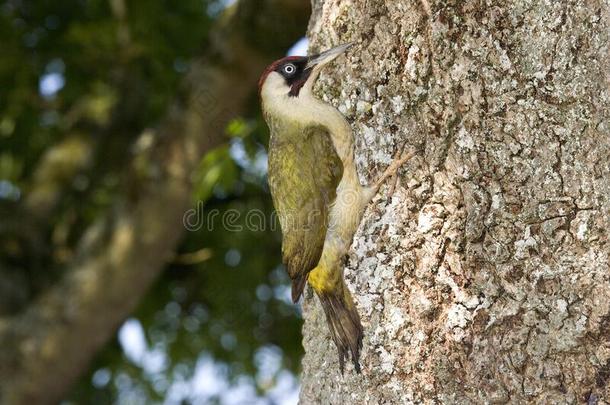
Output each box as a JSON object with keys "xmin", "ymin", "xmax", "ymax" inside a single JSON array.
[{"xmin": 283, "ymin": 64, "xmax": 296, "ymax": 75}]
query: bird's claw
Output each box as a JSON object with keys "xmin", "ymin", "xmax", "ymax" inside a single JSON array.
[{"xmin": 373, "ymin": 147, "xmax": 416, "ymax": 197}]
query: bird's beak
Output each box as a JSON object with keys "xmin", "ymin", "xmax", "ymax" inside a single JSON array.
[{"xmin": 306, "ymin": 42, "xmax": 354, "ymax": 70}]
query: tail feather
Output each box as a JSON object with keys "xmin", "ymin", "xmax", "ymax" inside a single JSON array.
[
  {"xmin": 291, "ymin": 274, "xmax": 308, "ymax": 303},
  {"xmin": 316, "ymin": 285, "xmax": 363, "ymax": 373}
]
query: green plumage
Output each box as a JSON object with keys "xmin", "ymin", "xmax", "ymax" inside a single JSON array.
[{"xmin": 266, "ymin": 116, "xmax": 343, "ymax": 302}]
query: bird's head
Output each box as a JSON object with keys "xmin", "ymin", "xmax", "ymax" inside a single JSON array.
[{"xmin": 258, "ymin": 42, "xmax": 353, "ymax": 103}]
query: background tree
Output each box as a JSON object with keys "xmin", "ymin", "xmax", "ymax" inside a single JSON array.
[
  {"xmin": 0, "ymin": 0, "xmax": 309, "ymax": 403},
  {"xmin": 300, "ymin": 0, "xmax": 610, "ymax": 403}
]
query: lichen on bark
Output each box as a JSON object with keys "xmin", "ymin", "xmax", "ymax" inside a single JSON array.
[{"xmin": 300, "ymin": 0, "xmax": 610, "ymax": 403}]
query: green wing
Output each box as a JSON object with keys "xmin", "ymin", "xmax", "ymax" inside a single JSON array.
[{"xmin": 267, "ymin": 125, "xmax": 343, "ymax": 302}]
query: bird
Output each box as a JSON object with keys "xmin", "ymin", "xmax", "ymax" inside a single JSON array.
[{"xmin": 258, "ymin": 42, "xmax": 414, "ymax": 373}]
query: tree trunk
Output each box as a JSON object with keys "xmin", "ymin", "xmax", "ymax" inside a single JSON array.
[{"xmin": 300, "ymin": 1, "xmax": 610, "ymax": 403}]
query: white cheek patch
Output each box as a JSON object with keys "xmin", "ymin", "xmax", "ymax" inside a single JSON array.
[
  {"xmin": 261, "ymin": 72, "xmax": 291, "ymax": 99},
  {"xmin": 261, "ymin": 71, "xmax": 326, "ymax": 128}
]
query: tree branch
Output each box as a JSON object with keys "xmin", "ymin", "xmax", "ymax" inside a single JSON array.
[{"xmin": 0, "ymin": 1, "xmax": 309, "ymax": 403}]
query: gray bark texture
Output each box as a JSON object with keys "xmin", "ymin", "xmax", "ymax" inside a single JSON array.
[{"xmin": 300, "ymin": 0, "xmax": 610, "ymax": 403}]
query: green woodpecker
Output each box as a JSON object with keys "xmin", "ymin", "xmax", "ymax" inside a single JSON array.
[{"xmin": 259, "ymin": 42, "xmax": 413, "ymax": 373}]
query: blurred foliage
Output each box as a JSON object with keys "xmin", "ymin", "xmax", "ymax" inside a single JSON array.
[{"xmin": 0, "ymin": 0, "xmax": 303, "ymax": 403}]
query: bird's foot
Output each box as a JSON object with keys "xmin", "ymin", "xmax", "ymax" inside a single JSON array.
[{"xmin": 372, "ymin": 147, "xmax": 416, "ymax": 197}]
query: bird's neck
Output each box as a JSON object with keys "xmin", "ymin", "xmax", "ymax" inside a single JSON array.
[
  {"xmin": 262, "ymin": 83, "xmax": 360, "ymax": 181},
  {"xmin": 294, "ymin": 93, "xmax": 358, "ymax": 181}
]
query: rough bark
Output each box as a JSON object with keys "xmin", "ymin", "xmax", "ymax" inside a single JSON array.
[
  {"xmin": 0, "ymin": 1, "xmax": 309, "ymax": 404},
  {"xmin": 300, "ymin": 0, "xmax": 609, "ymax": 403}
]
